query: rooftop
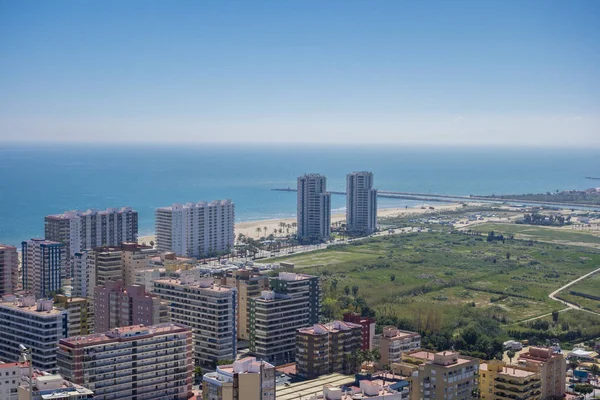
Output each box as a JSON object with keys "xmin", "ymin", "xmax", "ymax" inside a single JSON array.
[
  {"xmin": 156, "ymin": 200, "xmax": 233, "ymax": 211},
  {"xmin": 60, "ymin": 323, "xmax": 190, "ymax": 347},
  {"xmin": 406, "ymin": 350, "xmax": 476, "ymax": 367},
  {"xmin": 480, "ymin": 363, "xmax": 535, "ymax": 378},
  {"xmin": 298, "ymin": 321, "xmax": 362, "ymax": 335},
  {"xmin": 154, "ymin": 277, "xmax": 234, "ymax": 293},
  {"xmin": 0, "ymin": 296, "xmax": 65, "ymax": 316},
  {"xmin": 46, "ymin": 207, "xmax": 135, "ymax": 219}
]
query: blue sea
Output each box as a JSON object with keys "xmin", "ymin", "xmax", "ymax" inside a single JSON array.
[{"xmin": 0, "ymin": 144, "xmax": 598, "ymax": 247}]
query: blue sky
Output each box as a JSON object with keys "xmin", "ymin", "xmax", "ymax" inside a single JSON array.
[{"xmin": 1, "ymin": 0, "xmax": 599, "ymax": 145}]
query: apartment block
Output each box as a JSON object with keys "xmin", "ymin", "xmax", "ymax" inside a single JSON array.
[
  {"xmin": 153, "ymin": 276, "xmax": 237, "ymax": 366},
  {"xmin": 0, "ymin": 244, "xmax": 18, "ymax": 296},
  {"xmin": 93, "ymin": 246, "xmax": 123, "ymax": 286},
  {"xmin": 296, "ymin": 320, "xmax": 362, "ymax": 379},
  {"xmin": 343, "ymin": 312, "xmax": 376, "ymax": 351},
  {"xmin": 517, "ymin": 346, "xmax": 566, "ymax": 399},
  {"xmin": 249, "ymin": 272, "xmax": 321, "ymax": 364},
  {"xmin": 57, "ymin": 323, "xmax": 192, "ymax": 400},
  {"xmin": 148, "ymin": 252, "xmax": 196, "ymax": 273},
  {"xmin": 479, "ymin": 359, "xmax": 542, "ymax": 400},
  {"xmin": 18, "ymin": 371, "xmax": 94, "ymax": 400},
  {"xmin": 216, "ymin": 270, "xmax": 269, "ymax": 340},
  {"xmin": 202, "ymin": 357, "xmax": 275, "ymax": 400},
  {"xmin": 134, "ymin": 267, "xmax": 168, "ymax": 292},
  {"xmin": 373, "ymin": 327, "xmax": 421, "ymax": 366},
  {"xmin": 322, "ymin": 375, "xmax": 411, "ymax": 400},
  {"xmin": 155, "ymin": 200, "xmax": 235, "ymax": 258},
  {"xmin": 0, "ymin": 295, "xmax": 68, "ymax": 372},
  {"xmin": 346, "ymin": 171, "xmax": 377, "ymax": 235},
  {"xmin": 121, "ymin": 242, "xmax": 157, "ymax": 285},
  {"xmin": 404, "ymin": 350, "xmax": 479, "ymax": 400},
  {"xmin": 71, "ymin": 250, "xmax": 96, "ymax": 299},
  {"xmin": 54, "ymin": 295, "xmax": 92, "ymax": 337},
  {"xmin": 22, "ymin": 239, "xmax": 66, "ymax": 298},
  {"xmin": 297, "ymin": 174, "xmax": 331, "ymax": 242},
  {"xmin": 0, "ymin": 361, "xmax": 29, "ymax": 400},
  {"xmin": 45, "ymin": 207, "xmax": 138, "ymax": 275},
  {"xmin": 94, "ymin": 280, "xmax": 167, "ymax": 333}
]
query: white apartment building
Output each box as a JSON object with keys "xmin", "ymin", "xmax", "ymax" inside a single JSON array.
[
  {"xmin": 297, "ymin": 174, "xmax": 331, "ymax": 242},
  {"xmin": 0, "ymin": 295, "xmax": 68, "ymax": 372},
  {"xmin": 202, "ymin": 357, "xmax": 276, "ymax": 400},
  {"xmin": 45, "ymin": 207, "xmax": 138, "ymax": 257},
  {"xmin": 57, "ymin": 323, "xmax": 192, "ymax": 400},
  {"xmin": 21, "ymin": 239, "xmax": 66, "ymax": 299},
  {"xmin": 0, "ymin": 361, "xmax": 29, "ymax": 400},
  {"xmin": 155, "ymin": 200, "xmax": 235, "ymax": 258},
  {"xmin": 0, "ymin": 244, "xmax": 18, "ymax": 296},
  {"xmin": 153, "ymin": 276, "xmax": 237, "ymax": 366},
  {"xmin": 121, "ymin": 243, "xmax": 157, "ymax": 285},
  {"xmin": 71, "ymin": 250, "xmax": 96, "ymax": 299},
  {"xmin": 346, "ymin": 171, "xmax": 377, "ymax": 234}
]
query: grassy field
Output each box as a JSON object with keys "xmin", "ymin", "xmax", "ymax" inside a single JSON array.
[
  {"xmin": 464, "ymin": 222, "xmax": 600, "ymax": 247},
  {"xmin": 557, "ymin": 272, "xmax": 600, "ymax": 312},
  {"xmin": 270, "ymin": 232, "xmax": 600, "ymax": 325}
]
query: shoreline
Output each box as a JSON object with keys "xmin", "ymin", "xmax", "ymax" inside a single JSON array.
[{"xmin": 137, "ymin": 203, "xmax": 463, "ymax": 245}]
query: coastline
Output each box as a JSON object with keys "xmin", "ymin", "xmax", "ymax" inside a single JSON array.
[{"xmin": 137, "ymin": 203, "xmax": 463, "ymax": 245}]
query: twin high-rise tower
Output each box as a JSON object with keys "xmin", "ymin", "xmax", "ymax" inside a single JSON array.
[{"xmin": 297, "ymin": 171, "xmax": 377, "ymax": 242}]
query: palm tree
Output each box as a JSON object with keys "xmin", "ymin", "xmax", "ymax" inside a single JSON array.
[
  {"xmin": 256, "ymin": 227, "xmax": 262, "ymax": 237},
  {"xmin": 507, "ymin": 350, "xmax": 516, "ymax": 365}
]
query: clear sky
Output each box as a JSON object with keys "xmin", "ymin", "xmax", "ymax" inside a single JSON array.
[{"xmin": 1, "ymin": 0, "xmax": 599, "ymax": 146}]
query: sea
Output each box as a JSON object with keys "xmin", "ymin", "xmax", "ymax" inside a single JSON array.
[{"xmin": 0, "ymin": 144, "xmax": 598, "ymax": 247}]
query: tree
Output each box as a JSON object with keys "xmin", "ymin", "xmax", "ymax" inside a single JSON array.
[
  {"xmin": 256, "ymin": 227, "xmax": 262, "ymax": 237},
  {"xmin": 352, "ymin": 285, "xmax": 359, "ymax": 297},
  {"xmin": 344, "ymin": 286, "xmax": 350, "ymax": 296},
  {"xmin": 506, "ymin": 252, "xmax": 510, "ymax": 260},
  {"xmin": 193, "ymin": 366, "xmax": 203, "ymax": 383},
  {"xmin": 590, "ymin": 363, "xmax": 599, "ymax": 385},
  {"xmin": 568, "ymin": 359, "xmax": 579, "ymax": 383},
  {"xmin": 149, "ymin": 240, "xmax": 155, "ymax": 247},
  {"xmin": 506, "ymin": 350, "xmax": 516, "ymax": 365},
  {"xmin": 573, "ymin": 384, "xmax": 593, "ymax": 399},
  {"xmin": 390, "ymin": 274, "xmax": 396, "ymax": 282},
  {"xmin": 552, "ymin": 310, "xmax": 559, "ymax": 323}
]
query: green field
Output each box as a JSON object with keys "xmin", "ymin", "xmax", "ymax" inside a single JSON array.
[
  {"xmin": 271, "ymin": 232, "xmax": 600, "ymax": 324},
  {"xmin": 465, "ymin": 222, "xmax": 600, "ymax": 247},
  {"xmin": 558, "ymin": 272, "xmax": 600, "ymax": 311}
]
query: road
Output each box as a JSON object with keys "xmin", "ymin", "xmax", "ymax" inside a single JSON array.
[{"xmin": 548, "ymin": 266, "xmax": 600, "ymax": 316}]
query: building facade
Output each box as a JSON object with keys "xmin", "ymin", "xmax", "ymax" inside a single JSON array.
[
  {"xmin": 343, "ymin": 312, "xmax": 376, "ymax": 351},
  {"xmin": 152, "ymin": 276, "xmax": 237, "ymax": 366},
  {"xmin": 45, "ymin": 207, "xmax": 138, "ymax": 276},
  {"xmin": 18, "ymin": 372, "xmax": 94, "ymax": 400},
  {"xmin": 0, "ymin": 295, "xmax": 68, "ymax": 372},
  {"xmin": 21, "ymin": 239, "xmax": 66, "ymax": 298},
  {"xmin": 479, "ymin": 360, "xmax": 542, "ymax": 400},
  {"xmin": 404, "ymin": 350, "xmax": 479, "ymax": 400},
  {"xmin": 57, "ymin": 323, "xmax": 192, "ymax": 400},
  {"xmin": 517, "ymin": 346, "xmax": 566, "ymax": 399},
  {"xmin": 249, "ymin": 272, "xmax": 321, "ymax": 364},
  {"xmin": 94, "ymin": 280, "xmax": 167, "ymax": 333},
  {"xmin": 373, "ymin": 327, "xmax": 421, "ymax": 366},
  {"xmin": 346, "ymin": 171, "xmax": 377, "ymax": 235},
  {"xmin": 54, "ymin": 295, "xmax": 92, "ymax": 337},
  {"xmin": 297, "ymin": 174, "xmax": 331, "ymax": 242},
  {"xmin": 296, "ymin": 320, "xmax": 362, "ymax": 379},
  {"xmin": 0, "ymin": 361, "xmax": 29, "ymax": 400},
  {"xmin": 121, "ymin": 242, "xmax": 157, "ymax": 285},
  {"xmin": 0, "ymin": 244, "xmax": 18, "ymax": 296},
  {"xmin": 216, "ymin": 270, "xmax": 270, "ymax": 340},
  {"xmin": 202, "ymin": 357, "xmax": 275, "ymax": 400},
  {"xmin": 93, "ymin": 247, "xmax": 123, "ymax": 287},
  {"xmin": 71, "ymin": 250, "xmax": 96, "ymax": 299},
  {"xmin": 155, "ymin": 200, "xmax": 235, "ymax": 258}
]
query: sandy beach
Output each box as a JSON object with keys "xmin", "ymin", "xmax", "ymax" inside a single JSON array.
[{"xmin": 137, "ymin": 203, "xmax": 463, "ymax": 245}]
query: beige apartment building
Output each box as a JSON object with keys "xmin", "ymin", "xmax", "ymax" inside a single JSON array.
[
  {"xmin": 0, "ymin": 244, "xmax": 18, "ymax": 296},
  {"xmin": 202, "ymin": 357, "xmax": 275, "ymax": 400},
  {"xmin": 54, "ymin": 295, "xmax": 92, "ymax": 336},
  {"xmin": 404, "ymin": 350, "xmax": 479, "ymax": 400},
  {"xmin": 216, "ymin": 270, "xmax": 269, "ymax": 340},
  {"xmin": 374, "ymin": 326, "xmax": 421, "ymax": 366},
  {"xmin": 121, "ymin": 242, "xmax": 157, "ymax": 285},
  {"xmin": 517, "ymin": 347, "xmax": 566, "ymax": 399},
  {"xmin": 480, "ymin": 359, "xmax": 542, "ymax": 400}
]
